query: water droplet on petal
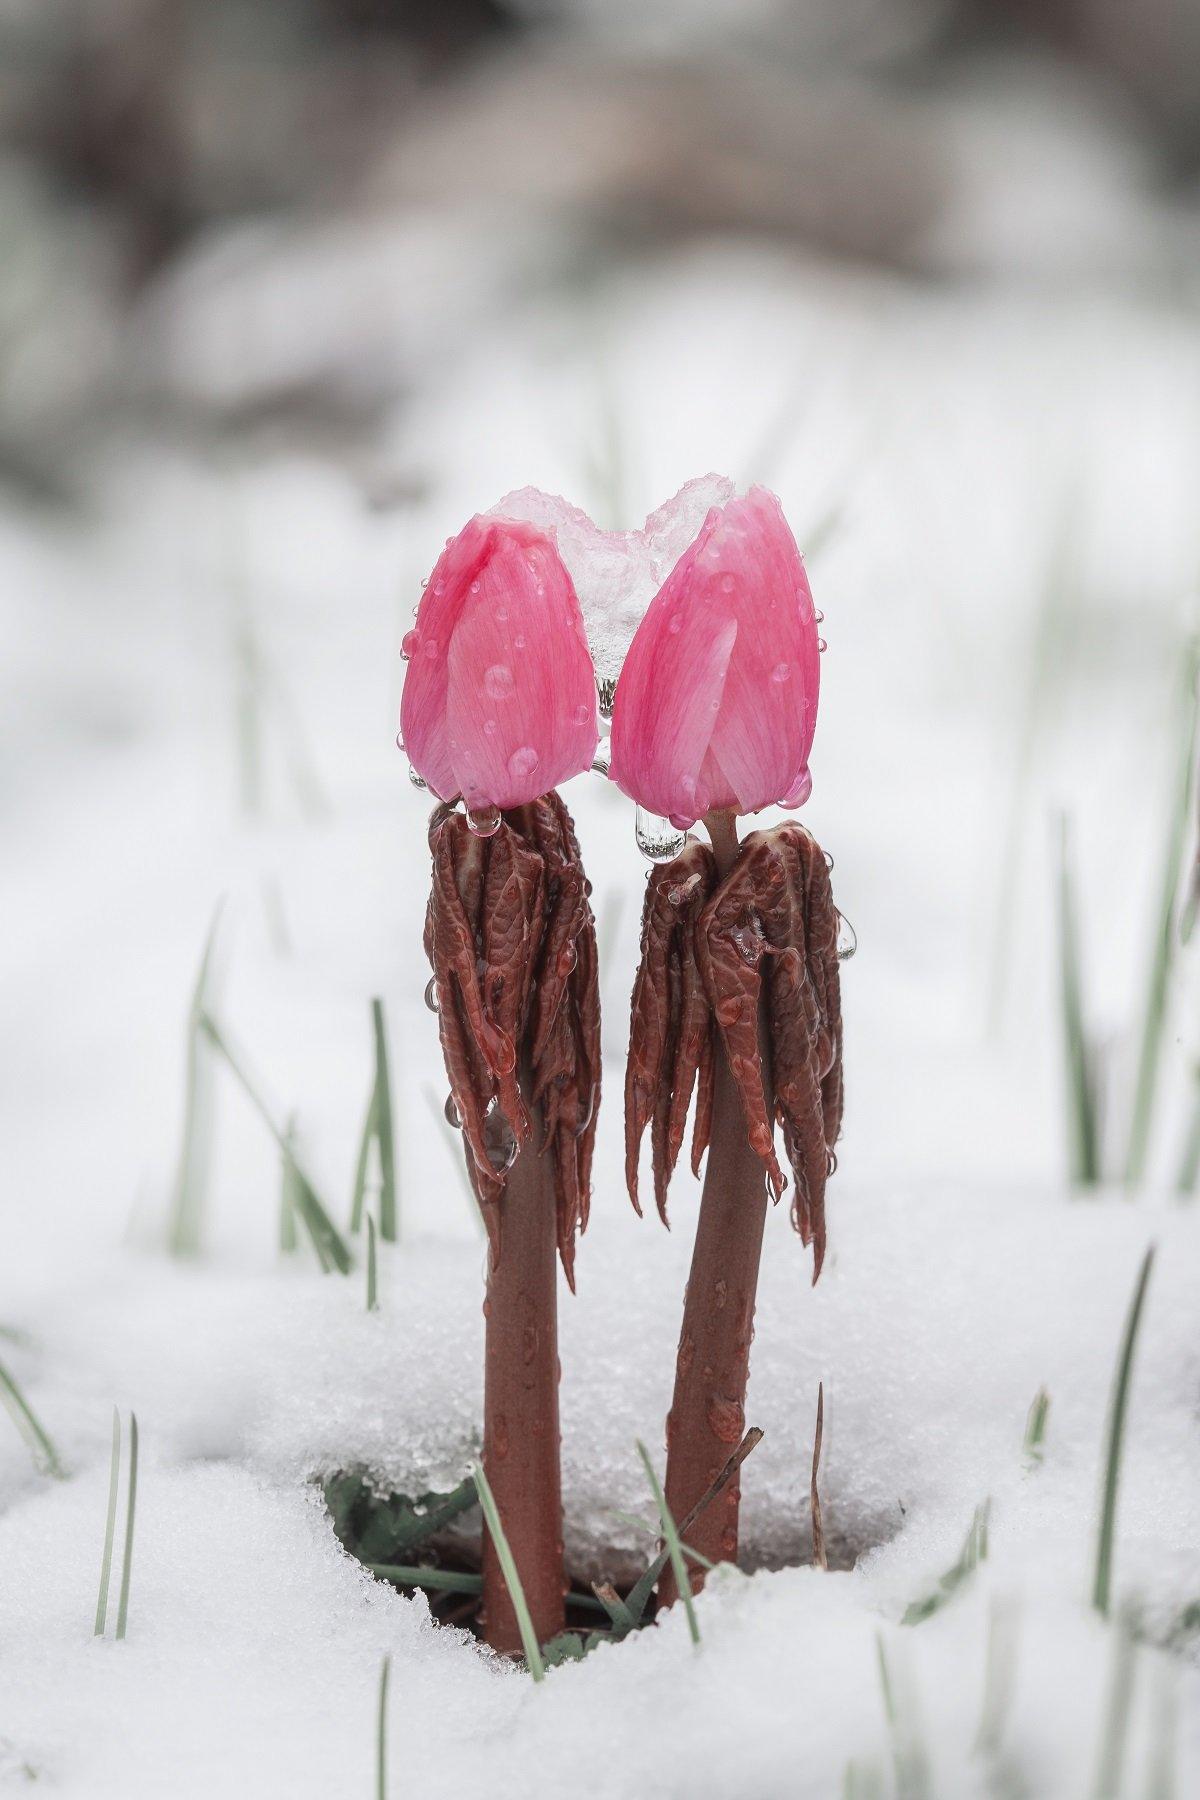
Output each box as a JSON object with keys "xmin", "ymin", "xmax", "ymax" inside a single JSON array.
[
  {"xmin": 817, "ymin": 637, "xmax": 828, "ymax": 654},
  {"xmin": 423, "ymin": 637, "xmax": 440, "ymax": 659},
  {"xmin": 771, "ymin": 661, "xmax": 792, "ymax": 684},
  {"xmin": 507, "ymin": 745, "xmax": 539, "ymax": 783},
  {"xmin": 483, "ymin": 718, "xmax": 497, "ymax": 736},
  {"xmin": 401, "ymin": 630, "xmax": 419, "ymax": 660},
  {"xmin": 434, "ymin": 579, "xmax": 445, "ymax": 595},
  {"xmin": 572, "ymin": 700, "xmax": 593, "ymax": 725},
  {"xmin": 424, "ymin": 976, "xmax": 439, "ymax": 1012},
  {"xmin": 814, "ymin": 609, "xmax": 825, "ymax": 624},
  {"xmin": 836, "ymin": 910, "xmax": 857, "ymax": 961},
  {"xmin": 591, "ymin": 738, "xmax": 612, "ymax": 776},
  {"xmin": 496, "ymin": 606, "xmax": 508, "ymax": 621},
  {"xmin": 514, "ymin": 634, "xmax": 526, "ymax": 650},
  {"xmin": 395, "ymin": 731, "xmax": 405, "ymax": 751},
  {"xmin": 484, "ymin": 664, "xmax": 515, "ymax": 702},
  {"xmin": 469, "ymin": 580, "xmax": 481, "ymax": 595},
  {"xmin": 408, "ymin": 765, "xmax": 428, "ymax": 790},
  {"xmin": 467, "ymin": 804, "xmax": 502, "ymax": 837},
  {"xmin": 720, "ymin": 575, "xmax": 735, "ymax": 594},
  {"xmin": 444, "ymin": 1093, "xmax": 462, "ymax": 1129},
  {"xmin": 635, "ymin": 807, "xmax": 687, "ymax": 864},
  {"xmin": 780, "ymin": 766, "xmax": 812, "ymax": 808},
  {"xmin": 668, "ymin": 612, "xmax": 683, "ymax": 634}
]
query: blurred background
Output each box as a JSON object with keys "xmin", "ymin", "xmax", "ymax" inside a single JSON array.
[{"xmin": 3, "ymin": 0, "xmax": 1199, "ymax": 1272}]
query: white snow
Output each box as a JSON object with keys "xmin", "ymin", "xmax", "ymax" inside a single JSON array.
[{"xmin": 3, "ymin": 82, "xmax": 1200, "ymax": 1799}]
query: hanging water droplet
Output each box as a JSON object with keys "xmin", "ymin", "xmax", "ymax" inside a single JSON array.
[
  {"xmin": 836, "ymin": 910, "xmax": 857, "ymax": 961},
  {"xmin": 483, "ymin": 1103, "xmax": 518, "ymax": 1173},
  {"xmin": 444, "ymin": 1093, "xmax": 462, "ymax": 1129},
  {"xmin": 823, "ymin": 850, "xmax": 834, "ymax": 871},
  {"xmin": 815, "ymin": 609, "xmax": 825, "ymax": 624},
  {"xmin": 408, "ymin": 765, "xmax": 428, "ymax": 790},
  {"xmin": 424, "ymin": 976, "xmax": 439, "ymax": 1012},
  {"xmin": 507, "ymin": 745, "xmax": 540, "ymax": 783},
  {"xmin": 401, "ymin": 630, "xmax": 419, "ymax": 660},
  {"xmin": 395, "ymin": 731, "xmax": 405, "ymax": 751},
  {"xmin": 635, "ymin": 806, "xmax": 687, "ymax": 864},
  {"xmin": 596, "ymin": 677, "xmax": 617, "ymax": 720},
  {"xmin": 483, "ymin": 664, "xmax": 514, "ymax": 701},
  {"xmin": 591, "ymin": 737, "xmax": 612, "ymax": 776},
  {"xmin": 817, "ymin": 637, "xmax": 828, "ymax": 654},
  {"xmin": 467, "ymin": 804, "xmax": 502, "ymax": 837}
]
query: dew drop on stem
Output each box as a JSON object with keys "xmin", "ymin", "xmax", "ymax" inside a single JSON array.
[
  {"xmin": 635, "ymin": 806, "xmax": 687, "ymax": 864},
  {"xmin": 836, "ymin": 910, "xmax": 857, "ymax": 961},
  {"xmin": 444, "ymin": 1093, "xmax": 462, "ymax": 1129},
  {"xmin": 423, "ymin": 976, "xmax": 439, "ymax": 1013}
]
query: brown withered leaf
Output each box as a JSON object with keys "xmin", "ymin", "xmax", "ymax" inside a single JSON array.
[
  {"xmin": 625, "ymin": 821, "xmax": 843, "ymax": 1279},
  {"xmin": 424, "ymin": 794, "xmax": 600, "ymax": 1286}
]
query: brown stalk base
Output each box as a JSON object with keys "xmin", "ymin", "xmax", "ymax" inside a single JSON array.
[
  {"xmin": 628, "ymin": 809, "xmax": 843, "ymax": 1607},
  {"xmin": 423, "ymin": 795, "xmax": 600, "ymax": 1659},
  {"xmin": 481, "ymin": 1065, "xmax": 565, "ymax": 1653},
  {"xmin": 658, "ymin": 811, "xmax": 768, "ymax": 1604}
]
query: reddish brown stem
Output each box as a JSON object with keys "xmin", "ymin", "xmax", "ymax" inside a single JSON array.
[
  {"xmin": 481, "ymin": 1064, "xmax": 565, "ymax": 1654},
  {"xmin": 658, "ymin": 810, "xmax": 771, "ymax": 1606}
]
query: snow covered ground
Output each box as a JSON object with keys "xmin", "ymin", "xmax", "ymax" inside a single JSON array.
[{"xmin": 3, "ymin": 179, "xmax": 1199, "ymax": 1795}]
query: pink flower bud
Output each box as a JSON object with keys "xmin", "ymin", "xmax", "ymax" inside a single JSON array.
[
  {"xmin": 608, "ymin": 487, "xmax": 819, "ymax": 827},
  {"xmin": 400, "ymin": 515, "xmax": 599, "ymax": 810}
]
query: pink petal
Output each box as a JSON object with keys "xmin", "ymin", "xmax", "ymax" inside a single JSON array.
[{"xmin": 400, "ymin": 513, "xmax": 598, "ymax": 809}]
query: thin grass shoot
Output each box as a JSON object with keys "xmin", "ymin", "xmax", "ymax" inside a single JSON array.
[
  {"xmin": 1094, "ymin": 1245, "xmax": 1155, "ymax": 1617},
  {"xmin": 636, "ymin": 1439, "xmax": 699, "ymax": 1646},
  {"xmin": 471, "ymin": 1460, "xmax": 545, "ymax": 1680},
  {"xmin": 115, "ymin": 1411, "xmax": 139, "ymax": 1641},
  {"xmin": 93, "ymin": 1408, "xmax": 121, "ymax": 1636}
]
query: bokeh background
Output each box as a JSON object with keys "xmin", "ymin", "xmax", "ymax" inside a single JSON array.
[{"xmin": 3, "ymin": 0, "xmax": 1199, "ymax": 1270}]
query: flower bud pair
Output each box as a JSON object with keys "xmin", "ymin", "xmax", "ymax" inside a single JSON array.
[{"xmin": 400, "ymin": 484, "xmax": 820, "ymax": 826}]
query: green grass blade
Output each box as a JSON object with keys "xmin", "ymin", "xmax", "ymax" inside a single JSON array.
[
  {"xmin": 0, "ymin": 1355, "xmax": 65, "ymax": 1479},
  {"xmin": 366, "ymin": 1216, "xmax": 378, "ymax": 1313},
  {"xmin": 1093, "ymin": 1246, "xmax": 1155, "ymax": 1617},
  {"xmin": 1055, "ymin": 813, "xmax": 1101, "ymax": 1185},
  {"xmin": 376, "ymin": 1654, "xmax": 390, "ymax": 1800},
  {"xmin": 974, "ymin": 1597, "xmax": 1020, "ymax": 1761},
  {"xmin": 1091, "ymin": 1612, "xmax": 1136, "ymax": 1800},
  {"xmin": 370, "ymin": 1565, "xmax": 483, "ymax": 1596},
  {"xmin": 280, "ymin": 1116, "xmax": 300, "ymax": 1254},
  {"xmin": 902, "ymin": 1499, "xmax": 991, "ymax": 1626},
  {"xmin": 1176, "ymin": 1067, "xmax": 1200, "ymax": 1196},
  {"xmin": 471, "ymin": 1461, "xmax": 544, "ymax": 1679},
  {"xmin": 876, "ymin": 1634, "xmax": 931, "ymax": 1800},
  {"xmin": 200, "ymin": 1011, "xmax": 351, "ymax": 1273},
  {"xmin": 1023, "ymin": 1388, "xmax": 1051, "ymax": 1465},
  {"xmin": 1125, "ymin": 636, "xmax": 1199, "ymax": 1187},
  {"xmin": 94, "ymin": 1408, "xmax": 121, "ymax": 1635},
  {"xmin": 168, "ymin": 902, "xmax": 224, "ymax": 1258},
  {"xmin": 349, "ymin": 1085, "xmax": 376, "ymax": 1236},
  {"xmin": 115, "ymin": 1412, "xmax": 139, "ymax": 1641},
  {"xmin": 371, "ymin": 999, "xmax": 397, "ymax": 1243},
  {"xmin": 635, "ymin": 1439, "xmax": 699, "ymax": 1646},
  {"xmin": 622, "ymin": 1426, "xmax": 762, "ymax": 1629},
  {"xmin": 1144, "ymin": 1659, "xmax": 1178, "ymax": 1800}
]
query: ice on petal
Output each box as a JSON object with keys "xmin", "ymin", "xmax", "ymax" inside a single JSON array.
[{"xmin": 493, "ymin": 475, "xmax": 738, "ymax": 690}]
